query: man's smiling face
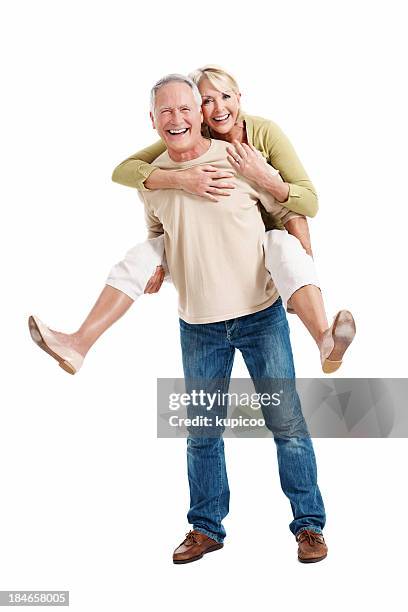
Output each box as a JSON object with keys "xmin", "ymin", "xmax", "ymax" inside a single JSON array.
[{"xmin": 150, "ymin": 82, "xmax": 204, "ymax": 155}]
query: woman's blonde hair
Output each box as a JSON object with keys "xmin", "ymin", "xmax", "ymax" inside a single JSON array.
[
  {"xmin": 188, "ymin": 65, "xmax": 240, "ymax": 95},
  {"xmin": 188, "ymin": 65, "xmax": 244, "ymax": 125}
]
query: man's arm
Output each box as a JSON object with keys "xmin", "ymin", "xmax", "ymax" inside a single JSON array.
[
  {"xmin": 284, "ymin": 216, "xmax": 313, "ymax": 257},
  {"xmin": 143, "ymin": 197, "xmax": 164, "ymax": 240}
]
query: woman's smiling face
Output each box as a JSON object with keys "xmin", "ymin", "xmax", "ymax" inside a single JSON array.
[{"xmin": 198, "ymin": 77, "xmax": 241, "ymax": 135}]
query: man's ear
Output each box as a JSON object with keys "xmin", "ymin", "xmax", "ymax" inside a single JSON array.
[{"xmin": 150, "ymin": 111, "xmax": 156, "ymax": 130}]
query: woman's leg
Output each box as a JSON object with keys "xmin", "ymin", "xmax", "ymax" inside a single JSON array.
[
  {"xmin": 288, "ymin": 284, "xmax": 328, "ymax": 347},
  {"xmin": 29, "ymin": 236, "xmax": 167, "ymax": 371},
  {"xmin": 50, "ymin": 259, "xmax": 166, "ymax": 356},
  {"xmin": 49, "ymin": 285, "xmax": 135, "ymax": 357},
  {"xmin": 282, "ymin": 216, "xmax": 328, "ymax": 344},
  {"xmin": 263, "ymin": 228, "xmax": 355, "ymax": 372}
]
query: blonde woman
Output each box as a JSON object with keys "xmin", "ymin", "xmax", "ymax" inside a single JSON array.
[{"xmin": 29, "ymin": 67, "xmax": 355, "ymax": 375}]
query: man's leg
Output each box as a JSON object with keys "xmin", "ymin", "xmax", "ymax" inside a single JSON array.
[
  {"xmin": 233, "ymin": 299, "xmax": 326, "ymax": 537},
  {"xmin": 179, "ymin": 317, "xmax": 235, "ymax": 544}
]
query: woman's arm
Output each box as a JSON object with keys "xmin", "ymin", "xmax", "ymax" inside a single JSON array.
[
  {"xmin": 262, "ymin": 121, "xmax": 319, "ymax": 217},
  {"xmin": 227, "ymin": 141, "xmax": 291, "ymax": 202},
  {"xmin": 112, "ymin": 140, "xmax": 166, "ymax": 189},
  {"xmin": 227, "ymin": 121, "xmax": 319, "ymax": 217},
  {"xmin": 112, "ymin": 140, "xmax": 236, "ymax": 201},
  {"xmin": 249, "ymin": 152, "xmax": 314, "ymax": 255}
]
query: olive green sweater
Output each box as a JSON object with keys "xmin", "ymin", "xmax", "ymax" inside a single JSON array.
[{"xmin": 112, "ymin": 113, "xmax": 319, "ymax": 221}]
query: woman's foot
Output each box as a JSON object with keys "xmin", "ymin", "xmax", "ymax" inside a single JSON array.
[
  {"xmin": 28, "ymin": 315, "xmax": 85, "ymax": 374},
  {"xmin": 319, "ymin": 310, "xmax": 356, "ymax": 374}
]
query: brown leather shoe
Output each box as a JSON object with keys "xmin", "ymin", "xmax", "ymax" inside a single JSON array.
[
  {"xmin": 173, "ymin": 530, "xmax": 223, "ymax": 564},
  {"xmin": 296, "ymin": 529, "xmax": 328, "ymax": 563}
]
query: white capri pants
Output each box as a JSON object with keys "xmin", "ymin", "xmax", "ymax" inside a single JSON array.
[{"xmin": 106, "ymin": 230, "xmax": 320, "ymax": 311}]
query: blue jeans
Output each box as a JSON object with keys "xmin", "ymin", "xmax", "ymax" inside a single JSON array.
[{"xmin": 179, "ymin": 298, "xmax": 326, "ymax": 543}]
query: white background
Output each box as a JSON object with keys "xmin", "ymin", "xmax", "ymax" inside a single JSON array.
[{"xmin": 1, "ymin": 0, "xmax": 407, "ymax": 610}]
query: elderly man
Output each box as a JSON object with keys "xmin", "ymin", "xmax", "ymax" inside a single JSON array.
[{"xmin": 133, "ymin": 73, "xmax": 328, "ymax": 565}]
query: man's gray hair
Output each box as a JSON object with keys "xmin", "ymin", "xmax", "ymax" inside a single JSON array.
[{"xmin": 150, "ymin": 74, "xmax": 202, "ymax": 116}]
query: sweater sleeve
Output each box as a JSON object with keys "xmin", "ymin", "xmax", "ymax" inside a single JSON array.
[
  {"xmin": 262, "ymin": 121, "xmax": 319, "ymax": 217},
  {"xmin": 257, "ymin": 169, "xmax": 304, "ymax": 227},
  {"xmin": 111, "ymin": 140, "xmax": 167, "ymax": 190}
]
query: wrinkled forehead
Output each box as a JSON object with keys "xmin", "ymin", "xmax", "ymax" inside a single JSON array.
[{"xmin": 155, "ymin": 82, "xmax": 196, "ymax": 110}]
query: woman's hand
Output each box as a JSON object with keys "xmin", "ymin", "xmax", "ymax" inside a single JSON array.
[
  {"xmin": 226, "ymin": 141, "xmax": 273, "ymax": 186},
  {"xmin": 227, "ymin": 141, "xmax": 290, "ymax": 202},
  {"xmin": 175, "ymin": 165, "xmax": 236, "ymax": 202}
]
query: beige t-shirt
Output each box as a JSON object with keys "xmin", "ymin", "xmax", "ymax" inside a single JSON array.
[{"xmin": 140, "ymin": 139, "xmax": 298, "ymax": 324}]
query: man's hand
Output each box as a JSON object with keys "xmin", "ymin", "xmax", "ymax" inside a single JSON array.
[
  {"xmin": 144, "ymin": 265, "xmax": 166, "ymax": 294},
  {"xmin": 284, "ymin": 217, "xmax": 314, "ymax": 259},
  {"xmin": 176, "ymin": 165, "xmax": 236, "ymax": 202}
]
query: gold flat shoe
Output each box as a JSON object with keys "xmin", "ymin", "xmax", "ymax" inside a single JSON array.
[
  {"xmin": 28, "ymin": 315, "xmax": 84, "ymax": 374},
  {"xmin": 320, "ymin": 310, "xmax": 356, "ymax": 374}
]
